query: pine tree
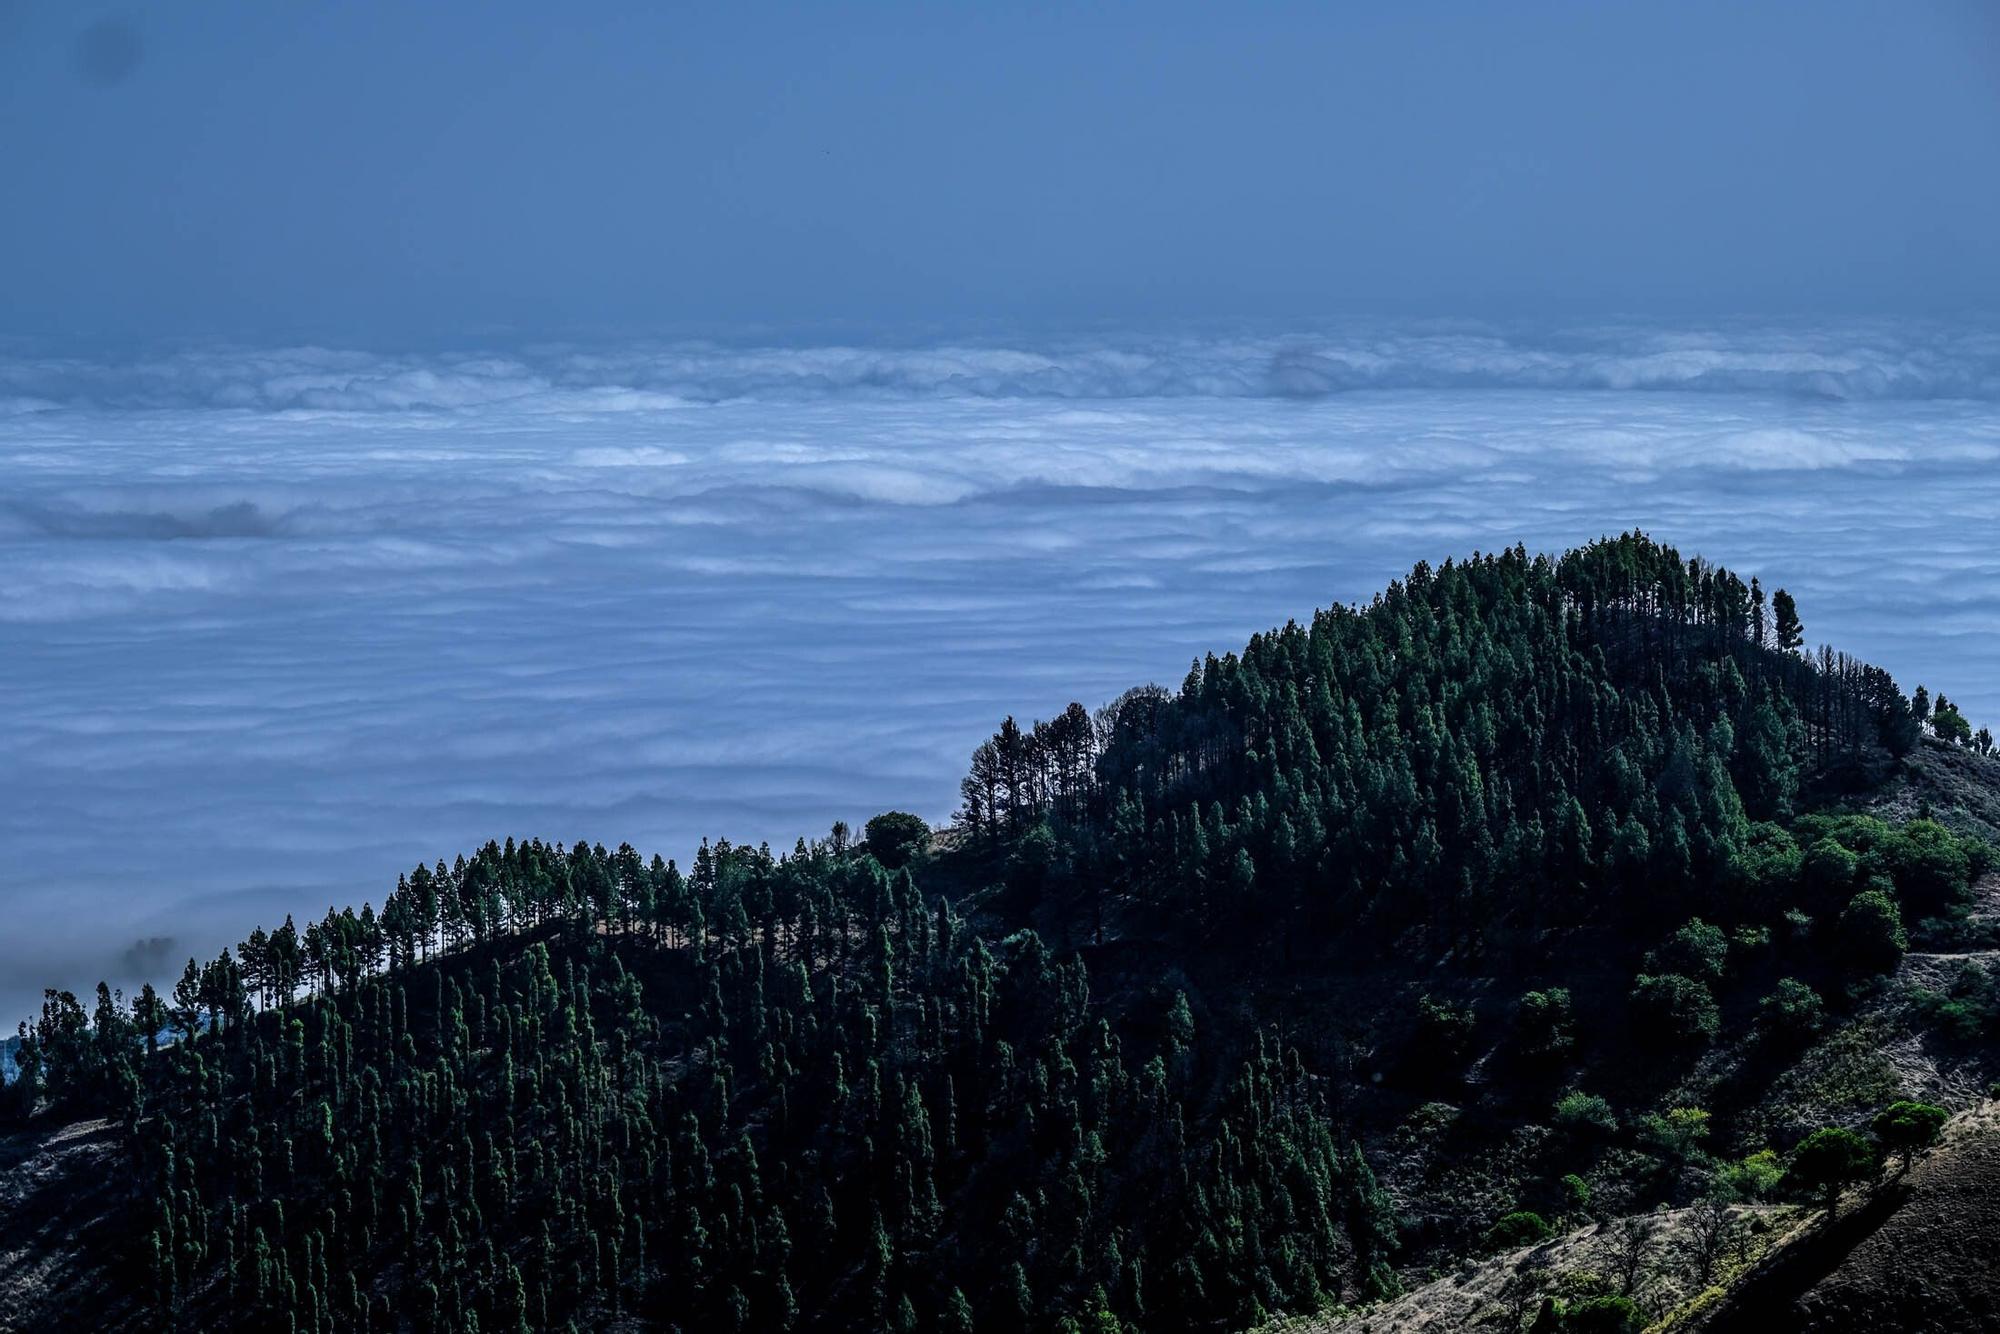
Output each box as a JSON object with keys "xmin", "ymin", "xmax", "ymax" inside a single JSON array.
[{"xmin": 1772, "ymin": 588, "xmax": 1803, "ymax": 653}]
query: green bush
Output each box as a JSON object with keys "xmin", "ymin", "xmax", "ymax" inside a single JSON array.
[
  {"xmin": 1639, "ymin": 1106, "xmax": 1711, "ymax": 1166},
  {"xmin": 1866, "ymin": 817, "xmax": 1978, "ymax": 916},
  {"xmin": 1758, "ymin": 977, "xmax": 1826, "ymax": 1044},
  {"xmin": 1512, "ymin": 987, "xmax": 1577, "ymax": 1066},
  {"xmin": 1728, "ymin": 923, "xmax": 1773, "ymax": 967},
  {"xmin": 1802, "ymin": 836, "xmax": 1861, "ymax": 911},
  {"xmin": 1727, "ymin": 822, "xmax": 1802, "ymax": 916},
  {"xmin": 1553, "ymin": 1090, "xmax": 1618, "ymax": 1138},
  {"xmin": 1719, "ymin": 1147, "xmax": 1784, "ymax": 1200},
  {"xmin": 1837, "ymin": 888, "xmax": 1907, "ymax": 973},
  {"xmin": 1791, "ymin": 813, "xmax": 1986, "ymax": 918},
  {"xmin": 1415, "ymin": 993, "xmax": 1478, "ymax": 1067},
  {"xmin": 862, "ymin": 810, "xmax": 932, "ymax": 869},
  {"xmin": 1912, "ymin": 909, "xmax": 2000, "ymax": 953},
  {"xmin": 1629, "ymin": 972, "xmax": 1720, "ymax": 1047},
  {"xmin": 1912, "ymin": 961, "xmax": 2000, "ymax": 1042},
  {"xmin": 1646, "ymin": 918, "xmax": 1728, "ymax": 983},
  {"xmin": 1484, "ymin": 1210, "xmax": 1555, "ymax": 1251},
  {"xmin": 1559, "ymin": 1172, "xmax": 1591, "ymax": 1217},
  {"xmin": 1563, "ymin": 1294, "xmax": 1643, "ymax": 1334}
]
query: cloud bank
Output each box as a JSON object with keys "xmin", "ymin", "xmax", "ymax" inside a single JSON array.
[
  {"xmin": 1, "ymin": 320, "xmax": 1996, "ymax": 1025},
  {"xmin": 5, "ymin": 320, "xmax": 2000, "ymax": 413}
]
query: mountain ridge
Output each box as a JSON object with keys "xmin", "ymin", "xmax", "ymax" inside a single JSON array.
[{"xmin": 3, "ymin": 533, "xmax": 1996, "ymax": 1333}]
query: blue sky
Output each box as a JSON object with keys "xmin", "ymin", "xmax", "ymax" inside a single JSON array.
[{"xmin": 3, "ymin": 1, "xmax": 1999, "ymax": 340}]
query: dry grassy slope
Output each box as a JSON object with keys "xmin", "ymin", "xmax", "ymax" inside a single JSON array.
[
  {"xmin": 1733, "ymin": 871, "xmax": 2000, "ymax": 1153},
  {"xmin": 1293, "ymin": 1105, "xmax": 2000, "ymax": 1334},
  {"xmin": 1693, "ymin": 1103, "xmax": 2000, "ymax": 1334},
  {"xmin": 1277, "ymin": 1202, "xmax": 1801, "ymax": 1334},
  {"xmin": 1860, "ymin": 739, "xmax": 2000, "ymax": 845}
]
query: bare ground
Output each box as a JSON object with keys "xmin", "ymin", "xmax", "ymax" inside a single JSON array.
[{"xmin": 0, "ymin": 1117, "xmax": 140, "ymax": 1333}]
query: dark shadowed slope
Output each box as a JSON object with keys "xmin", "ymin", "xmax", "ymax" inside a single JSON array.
[{"xmin": 1699, "ymin": 1104, "xmax": 2000, "ymax": 1333}]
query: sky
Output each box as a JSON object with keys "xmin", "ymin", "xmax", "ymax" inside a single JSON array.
[
  {"xmin": 1, "ymin": 7, "xmax": 1999, "ymax": 1030},
  {"xmin": 3, "ymin": 1, "xmax": 2000, "ymax": 340}
]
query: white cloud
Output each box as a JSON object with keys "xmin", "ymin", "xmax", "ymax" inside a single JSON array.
[
  {"xmin": 7, "ymin": 319, "xmax": 2000, "ymax": 411},
  {"xmin": 1, "ymin": 321, "xmax": 1997, "ymax": 1024},
  {"xmin": 1697, "ymin": 427, "xmax": 1903, "ymax": 471}
]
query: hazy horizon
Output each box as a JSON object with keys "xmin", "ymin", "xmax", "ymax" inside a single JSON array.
[{"xmin": 5, "ymin": 2, "xmax": 2000, "ymax": 343}]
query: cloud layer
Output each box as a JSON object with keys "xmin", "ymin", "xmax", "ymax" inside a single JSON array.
[
  {"xmin": 2, "ymin": 321, "xmax": 1997, "ymax": 1025},
  {"xmin": 6, "ymin": 320, "xmax": 2000, "ymax": 413}
]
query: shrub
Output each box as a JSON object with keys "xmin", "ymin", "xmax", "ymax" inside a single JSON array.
[
  {"xmin": 1629, "ymin": 973, "xmax": 1720, "ymax": 1047},
  {"xmin": 1559, "ymin": 1173, "xmax": 1591, "ymax": 1218},
  {"xmin": 1727, "ymin": 822, "xmax": 1802, "ymax": 915},
  {"xmin": 1403, "ymin": 1100, "xmax": 1461, "ymax": 1137},
  {"xmin": 1551, "ymin": 1270, "xmax": 1618, "ymax": 1303},
  {"xmin": 1639, "ymin": 1106, "xmax": 1711, "ymax": 1166},
  {"xmin": 1485, "ymin": 1210, "xmax": 1555, "ymax": 1250},
  {"xmin": 1758, "ymin": 977, "xmax": 1826, "ymax": 1045},
  {"xmin": 1719, "ymin": 1147, "xmax": 1784, "ymax": 1201},
  {"xmin": 1912, "ymin": 910, "xmax": 2000, "ymax": 953},
  {"xmin": 1415, "ymin": 993, "xmax": 1478, "ymax": 1067},
  {"xmin": 1837, "ymin": 888, "xmax": 1907, "ymax": 973},
  {"xmin": 1728, "ymin": 924, "xmax": 1772, "ymax": 967},
  {"xmin": 1912, "ymin": 961, "xmax": 2000, "ymax": 1042},
  {"xmin": 1802, "ymin": 837, "xmax": 1861, "ymax": 911},
  {"xmin": 1646, "ymin": 918, "xmax": 1728, "ymax": 983},
  {"xmin": 1563, "ymin": 1294, "xmax": 1643, "ymax": 1334},
  {"xmin": 1512, "ymin": 988, "xmax": 1577, "ymax": 1066},
  {"xmin": 1563, "ymin": 1295, "xmax": 1643, "ymax": 1334},
  {"xmin": 1553, "ymin": 1090, "xmax": 1618, "ymax": 1139},
  {"xmin": 1869, "ymin": 818, "xmax": 1977, "ymax": 916},
  {"xmin": 862, "ymin": 811, "xmax": 932, "ymax": 869}
]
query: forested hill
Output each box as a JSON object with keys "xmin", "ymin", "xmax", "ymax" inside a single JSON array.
[
  {"xmin": 4, "ymin": 534, "xmax": 1997, "ymax": 1334},
  {"xmin": 957, "ymin": 534, "xmax": 1972, "ymax": 958}
]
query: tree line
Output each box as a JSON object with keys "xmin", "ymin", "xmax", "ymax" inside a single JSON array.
[
  {"xmin": 8, "ymin": 826, "xmax": 1399, "ymax": 1331},
  {"xmin": 956, "ymin": 534, "xmax": 1969, "ymax": 956}
]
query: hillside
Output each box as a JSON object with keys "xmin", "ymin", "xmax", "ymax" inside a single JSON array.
[
  {"xmin": 1286, "ymin": 871, "xmax": 2000, "ymax": 1333},
  {"xmin": 2, "ymin": 534, "xmax": 1996, "ymax": 1333},
  {"xmin": 1284, "ymin": 1101, "xmax": 2000, "ymax": 1334},
  {"xmin": 1696, "ymin": 1100, "xmax": 2000, "ymax": 1333},
  {"xmin": 1271, "ymin": 1199, "xmax": 1806, "ymax": 1334}
]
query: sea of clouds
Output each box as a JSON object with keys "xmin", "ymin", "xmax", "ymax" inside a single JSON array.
[{"xmin": 2, "ymin": 320, "xmax": 1997, "ymax": 1027}]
